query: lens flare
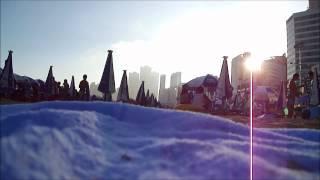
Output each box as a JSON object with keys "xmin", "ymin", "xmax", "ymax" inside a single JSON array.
[
  {"xmin": 250, "ymin": 71, "xmax": 253, "ymax": 180},
  {"xmin": 245, "ymin": 56, "xmax": 262, "ymax": 71}
]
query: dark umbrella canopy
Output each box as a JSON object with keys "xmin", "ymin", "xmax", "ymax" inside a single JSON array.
[
  {"xmin": 216, "ymin": 56, "xmax": 233, "ymax": 100},
  {"xmin": 15, "ymin": 76, "xmax": 38, "ymax": 86},
  {"xmin": 182, "ymin": 74, "xmax": 218, "ymax": 92},
  {"xmin": 45, "ymin": 66, "xmax": 55, "ymax": 95},
  {"xmin": 0, "ymin": 50, "xmax": 15, "ymax": 91},
  {"xmin": 136, "ymin": 81, "xmax": 146, "ymax": 105},
  {"xmin": 117, "ymin": 70, "xmax": 129, "ymax": 102},
  {"xmin": 98, "ymin": 50, "xmax": 115, "ymax": 99}
]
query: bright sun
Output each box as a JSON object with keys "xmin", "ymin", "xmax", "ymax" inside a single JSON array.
[{"xmin": 244, "ymin": 54, "xmax": 263, "ymax": 71}]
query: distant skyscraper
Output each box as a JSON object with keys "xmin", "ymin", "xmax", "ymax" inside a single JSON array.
[
  {"xmin": 90, "ymin": 82, "xmax": 102, "ymax": 98},
  {"xmin": 256, "ymin": 56, "xmax": 287, "ymax": 88},
  {"xmin": 139, "ymin": 66, "xmax": 159, "ymax": 99},
  {"xmin": 167, "ymin": 87, "xmax": 179, "ymax": 107},
  {"xmin": 232, "ymin": 53, "xmax": 287, "ymax": 92},
  {"xmin": 128, "ymin": 72, "xmax": 140, "ymax": 99},
  {"xmin": 158, "ymin": 72, "xmax": 182, "ymax": 107},
  {"xmin": 158, "ymin": 87, "xmax": 179, "ymax": 108},
  {"xmin": 170, "ymin": 72, "xmax": 181, "ymax": 88},
  {"xmin": 150, "ymin": 71, "xmax": 160, "ymax": 98},
  {"xmin": 140, "ymin": 66, "xmax": 152, "ymax": 94},
  {"xmin": 140, "ymin": 66, "xmax": 152, "ymax": 83},
  {"xmin": 159, "ymin": 88, "xmax": 169, "ymax": 106},
  {"xmin": 286, "ymin": 0, "xmax": 320, "ymax": 81},
  {"xmin": 159, "ymin": 74, "xmax": 166, "ymax": 90},
  {"xmin": 159, "ymin": 74, "xmax": 166, "ymax": 103},
  {"xmin": 231, "ymin": 52, "xmax": 250, "ymax": 94}
]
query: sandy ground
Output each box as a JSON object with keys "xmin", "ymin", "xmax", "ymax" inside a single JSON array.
[
  {"xmin": 175, "ymin": 104, "xmax": 320, "ymax": 129},
  {"xmin": 223, "ymin": 115, "xmax": 320, "ymax": 129}
]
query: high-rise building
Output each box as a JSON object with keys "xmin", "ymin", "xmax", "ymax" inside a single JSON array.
[
  {"xmin": 158, "ymin": 88, "xmax": 168, "ymax": 106},
  {"xmin": 139, "ymin": 66, "xmax": 160, "ymax": 99},
  {"xmin": 128, "ymin": 72, "xmax": 140, "ymax": 99},
  {"xmin": 150, "ymin": 71, "xmax": 160, "ymax": 98},
  {"xmin": 255, "ymin": 55, "xmax": 287, "ymax": 89},
  {"xmin": 232, "ymin": 53, "xmax": 287, "ymax": 92},
  {"xmin": 90, "ymin": 82, "xmax": 103, "ymax": 98},
  {"xmin": 231, "ymin": 52, "xmax": 250, "ymax": 94},
  {"xmin": 170, "ymin": 72, "xmax": 181, "ymax": 88},
  {"xmin": 159, "ymin": 87, "xmax": 179, "ymax": 108},
  {"xmin": 158, "ymin": 75, "xmax": 166, "ymax": 104},
  {"xmin": 140, "ymin": 66, "xmax": 152, "ymax": 83},
  {"xmin": 286, "ymin": 0, "xmax": 320, "ymax": 81},
  {"xmin": 140, "ymin": 66, "xmax": 153, "ymax": 96},
  {"xmin": 158, "ymin": 72, "xmax": 182, "ymax": 107},
  {"xmin": 159, "ymin": 75, "xmax": 166, "ymax": 90}
]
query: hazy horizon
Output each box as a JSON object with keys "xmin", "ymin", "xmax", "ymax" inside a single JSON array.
[{"xmin": 1, "ymin": 1, "xmax": 308, "ymax": 88}]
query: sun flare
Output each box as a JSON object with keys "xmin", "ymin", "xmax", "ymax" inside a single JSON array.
[{"xmin": 244, "ymin": 55, "xmax": 263, "ymax": 72}]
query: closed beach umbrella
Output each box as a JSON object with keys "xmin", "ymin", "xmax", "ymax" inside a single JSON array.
[
  {"xmin": 45, "ymin": 66, "xmax": 55, "ymax": 95},
  {"xmin": 216, "ymin": 56, "xmax": 233, "ymax": 100},
  {"xmin": 117, "ymin": 70, "xmax": 129, "ymax": 102},
  {"xmin": 98, "ymin": 50, "xmax": 115, "ymax": 101},
  {"xmin": 136, "ymin": 81, "xmax": 146, "ymax": 105},
  {"xmin": 69, "ymin": 75, "xmax": 76, "ymax": 97},
  {"xmin": 0, "ymin": 50, "xmax": 15, "ymax": 93}
]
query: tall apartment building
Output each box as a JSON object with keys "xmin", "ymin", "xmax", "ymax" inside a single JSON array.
[
  {"xmin": 286, "ymin": 0, "xmax": 320, "ymax": 81},
  {"xmin": 159, "ymin": 72, "xmax": 182, "ymax": 107},
  {"xmin": 170, "ymin": 72, "xmax": 182, "ymax": 88},
  {"xmin": 150, "ymin": 71, "xmax": 160, "ymax": 98},
  {"xmin": 128, "ymin": 72, "xmax": 140, "ymax": 99},
  {"xmin": 231, "ymin": 52, "xmax": 250, "ymax": 94},
  {"xmin": 255, "ymin": 56, "xmax": 287, "ymax": 89},
  {"xmin": 159, "ymin": 74, "xmax": 166, "ymax": 90},
  {"xmin": 158, "ymin": 74, "xmax": 166, "ymax": 104},
  {"xmin": 139, "ymin": 66, "xmax": 160, "ymax": 98}
]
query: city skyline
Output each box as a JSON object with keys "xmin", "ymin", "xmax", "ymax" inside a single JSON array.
[{"xmin": 1, "ymin": 1, "xmax": 308, "ymax": 87}]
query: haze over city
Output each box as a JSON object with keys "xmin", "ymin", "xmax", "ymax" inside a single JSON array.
[{"xmin": 1, "ymin": 1, "xmax": 308, "ymax": 87}]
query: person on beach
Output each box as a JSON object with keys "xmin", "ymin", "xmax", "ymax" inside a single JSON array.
[
  {"xmin": 63, "ymin": 79, "xmax": 69, "ymax": 99},
  {"xmin": 79, "ymin": 74, "xmax": 90, "ymax": 101},
  {"xmin": 305, "ymin": 71, "xmax": 314, "ymax": 106},
  {"xmin": 287, "ymin": 73, "xmax": 300, "ymax": 118}
]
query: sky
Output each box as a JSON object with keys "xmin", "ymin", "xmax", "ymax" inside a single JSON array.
[{"xmin": 1, "ymin": 0, "xmax": 308, "ymax": 88}]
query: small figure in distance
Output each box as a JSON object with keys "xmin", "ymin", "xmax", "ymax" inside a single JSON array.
[
  {"xmin": 63, "ymin": 79, "xmax": 69, "ymax": 99},
  {"xmin": 305, "ymin": 71, "xmax": 314, "ymax": 105},
  {"xmin": 57, "ymin": 81, "xmax": 63, "ymax": 99},
  {"xmin": 79, "ymin": 74, "xmax": 90, "ymax": 101},
  {"xmin": 287, "ymin": 73, "xmax": 300, "ymax": 119}
]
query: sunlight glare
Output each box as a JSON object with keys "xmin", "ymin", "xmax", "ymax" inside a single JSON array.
[{"xmin": 244, "ymin": 54, "xmax": 262, "ymax": 71}]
